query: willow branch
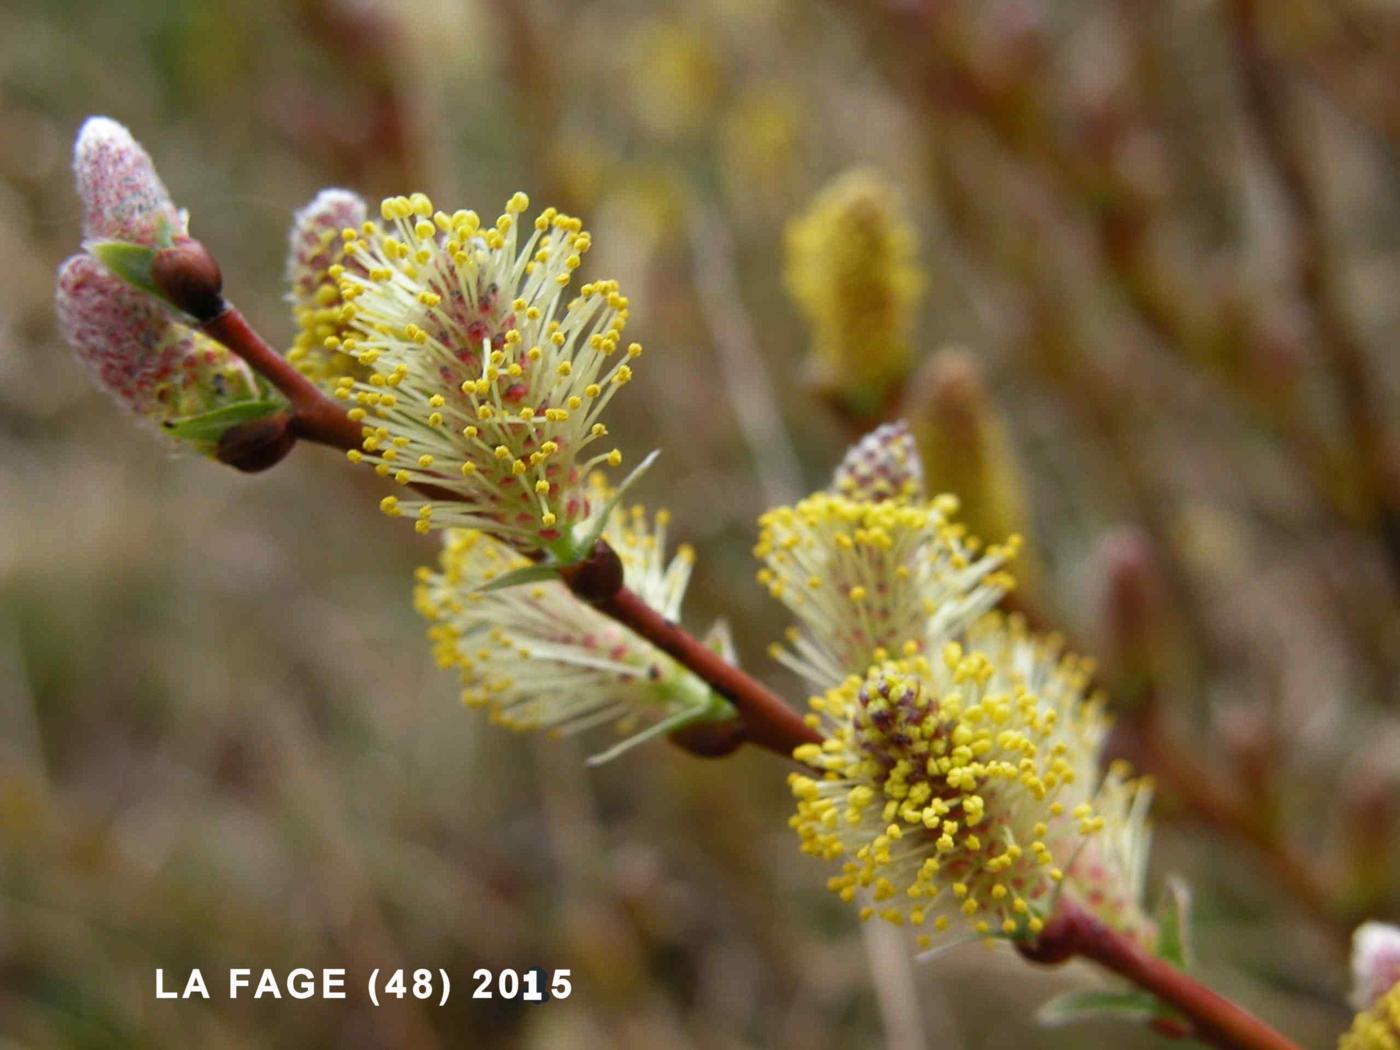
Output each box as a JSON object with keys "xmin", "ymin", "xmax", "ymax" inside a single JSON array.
[
  {"xmin": 590, "ymin": 585, "xmax": 820, "ymax": 757},
  {"xmin": 199, "ymin": 298, "xmax": 818, "ymax": 760},
  {"xmin": 201, "ymin": 305, "xmax": 363, "ymax": 451},
  {"xmin": 198, "ymin": 292, "xmax": 1313, "ymax": 1046},
  {"xmin": 1020, "ymin": 900, "xmax": 1302, "ymax": 1050}
]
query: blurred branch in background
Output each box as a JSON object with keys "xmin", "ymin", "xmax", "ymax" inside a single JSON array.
[
  {"xmin": 277, "ymin": 0, "xmax": 425, "ymax": 192},
  {"xmin": 687, "ymin": 198, "xmax": 803, "ymax": 507},
  {"xmin": 1226, "ymin": 0, "xmax": 1400, "ymax": 583},
  {"xmin": 840, "ymin": 0, "xmax": 1397, "ymax": 574}
]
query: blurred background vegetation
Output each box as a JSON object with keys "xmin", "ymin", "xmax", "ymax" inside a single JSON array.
[{"xmin": 1, "ymin": 0, "xmax": 1396, "ymax": 1046}]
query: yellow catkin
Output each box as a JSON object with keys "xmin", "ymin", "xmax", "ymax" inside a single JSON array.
[
  {"xmin": 756, "ymin": 488, "xmax": 1020, "ymax": 688},
  {"xmin": 330, "ymin": 192, "xmax": 640, "ymax": 551},
  {"xmin": 285, "ymin": 189, "xmax": 370, "ymax": 387},
  {"xmin": 413, "ymin": 483, "xmax": 722, "ymax": 752},
  {"xmin": 786, "ymin": 625, "xmax": 1153, "ymax": 947},
  {"xmin": 1341, "ymin": 984, "xmax": 1400, "ymax": 1050},
  {"xmin": 784, "ymin": 169, "xmax": 925, "ymax": 416},
  {"xmin": 767, "ymin": 432, "xmax": 1152, "ymax": 947}
]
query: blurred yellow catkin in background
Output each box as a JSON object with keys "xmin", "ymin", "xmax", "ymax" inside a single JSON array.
[{"xmin": 785, "ymin": 169, "xmax": 924, "ymax": 418}]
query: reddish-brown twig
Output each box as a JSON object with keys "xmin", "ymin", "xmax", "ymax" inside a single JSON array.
[
  {"xmin": 201, "ymin": 305, "xmax": 363, "ymax": 451},
  {"xmin": 1020, "ymin": 899, "xmax": 1302, "ymax": 1050},
  {"xmin": 590, "ymin": 586, "xmax": 820, "ymax": 757},
  {"xmin": 200, "ymin": 298, "xmax": 819, "ymax": 761}
]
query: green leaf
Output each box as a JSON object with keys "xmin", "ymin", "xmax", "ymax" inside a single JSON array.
[
  {"xmin": 474, "ymin": 563, "xmax": 562, "ymax": 594},
  {"xmin": 88, "ymin": 240, "xmax": 162, "ymax": 299},
  {"xmin": 1037, "ymin": 989, "xmax": 1164, "ymax": 1028},
  {"xmin": 1155, "ymin": 876, "xmax": 1193, "ymax": 969},
  {"xmin": 164, "ymin": 399, "xmax": 286, "ymax": 445},
  {"xmin": 571, "ymin": 448, "xmax": 662, "ymax": 559}
]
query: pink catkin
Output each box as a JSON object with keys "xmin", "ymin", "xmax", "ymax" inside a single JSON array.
[
  {"xmin": 57, "ymin": 254, "xmax": 258, "ymax": 426},
  {"xmin": 56, "ymin": 254, "xmax": 186, "ymax": 418},
  {"xmin": 73, "ymin": 116, "xmax": 185, "ymax": 245}
]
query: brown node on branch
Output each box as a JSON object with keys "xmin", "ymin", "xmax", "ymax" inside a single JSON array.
[
  {"xmin": 558, "ymin": 539, "xmax": 625, "ymax": 605},
  {"xmin": 1015, "ymin": 907, "xmax": 1085, "ymax": 966},
  {"xmin": 216, "ymin": 411, "xmax": 297, "ymax": 473},
  {"xmin": 668, "ymin": 719, "xmax": 747, "ymax": 758},
  {"xmin": 152, "ymin": 240, "xmax": 225, "ymax": 322}
]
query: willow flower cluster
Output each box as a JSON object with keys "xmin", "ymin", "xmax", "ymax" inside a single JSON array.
[
  {"xmin": 784, "ymin": 170, "xmax": 925, "ymax": 414},
  {"xmin": 315, "ymin": 190, "xmax": 640, "ymax": 554},
  {"xmin": 285, "ymin": 188, "xmax": 370, "ymax": 386},
  {"xmin": 768, "ymin": 423, "xmax": 1153, "ymax": 950},
  {"xmin": 54, "ymin": 118, "xmax": 263, "ymax": 451},
  {"xmin": 61, "ymin": 112, "xmax": 1150, "ymax": 968},
  {"xmin": 756, "ymin": 423, "xmax": 1019, "ymax": 689},
  {"xmin": 415, "ymin": 478, "xmax": 731, "ymax": 762}
]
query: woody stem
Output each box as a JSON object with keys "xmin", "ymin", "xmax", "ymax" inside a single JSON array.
[
  {"xmin": 588, "ymin": 583, "xmax": 821, "ymax": 757},
  {"xmin": 199, "ymin": 299, "xmax": 819, "ymax": 760},
  {"xmin": 201, "ymin": 303, "xmax": 363, "ymax": 451},
  {"xmin": 1020, "ymin": 900, "xmax": 1301, "ymax": 1050}
]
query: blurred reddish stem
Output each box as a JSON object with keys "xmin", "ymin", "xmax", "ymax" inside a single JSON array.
[
  {"xmin": 841, "ymin": 0, "xmax": 1397, "ymax": 587},
  {"xmin": 1226, "ymin": 0, "xmax": 1400, "ymax": 585},
  {"xmin": 1021, "ymin": 899, "xmax": 1302, "ymax": 1050},
  {"xmin": 290, "ymin": 0, "xmax": 419, "ymax": 191}
]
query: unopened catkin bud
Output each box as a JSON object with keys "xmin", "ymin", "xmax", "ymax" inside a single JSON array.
[
  {"xmin": 908, "ymin": 348, "xmax": 1037, "ymax": 579},
  {"xmin": 1353, "ymin": 922, "xmax": 1400, "ymax": 1011},
  {"xmin": 829, "ymin": 420, "xmax": 924, "ymax": 504},
  {"xmin": 60, "ymin": 118, "xmax": 279, "ymax": 455},
  {"xmin": 73, "ymin": 116, "xmax": 186, "ymax": 245},
  {"xmin": 74, "ymin": 118, "xmax": 227, "ymax": 322},
  {"xmin": 1094, "ymin": 527, "xmax": 1167, "ymax": 701},
  {"xmin": 55, "ymin": 254, "xmax": 259, "ymax": 450}
]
